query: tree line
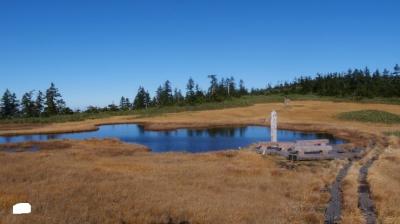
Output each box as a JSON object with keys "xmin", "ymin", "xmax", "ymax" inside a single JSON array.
[
  {"xmin": 0, "ymin": 83, "xmax": 72, "ymax": 118},
  {"xmin": 251, "ymin": 64, "xmax": 400, "ymax": 99},
  {"xmin": 86, "ymin": 75, "xmax": 249, "ymax": 113},
  {"xmin": 2, "ymin": 64, "xmax": 400, "ymax": 118}
]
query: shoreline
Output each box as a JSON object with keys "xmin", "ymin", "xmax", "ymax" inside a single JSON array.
[{"xmin": 0, "ymin": 120, "xmax": 379, "ymax": 147}]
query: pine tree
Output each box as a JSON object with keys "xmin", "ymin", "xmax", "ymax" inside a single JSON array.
[
  {"xmin": 227, "ymin": 77, "xmax": 236, "ymax": 96},
  {"xmin": 119, "ymin": 96, "xmax": 131, "ymax": 110},
  {"xmin": 155, "ymin": 85, "xmax": 163, "ymax": 106},
  {"xmin": 0, "ymin": 89, "xmax": 19, "ymax": 118},
  {"xmin": 125, "ymin": 98, "xmax": 132, "ymax": 109},
  {"xmin": 207, "ymin": 75, "xmax": 218, "ymax": 100},
  {"xmin": 107, "ymin": 103, "xmax": 119, "ymax": 111},
  {"xmin": 394, "ymin": 64, "xmax": 400, "ymax": 75},
  {"xmin": 173, "ymin": 88, "xmax": 184, "ymax": 104},
  {"xmin": 239, "ymin": 79, "xmax": 247, "ymax": 96},
  {"xmin": 186, "ymin": 78, "xmax": 196, "ymax": 104},
  {"xmin": 194, "ymin": 84, "xmax": 204, "ymax": 103},
  {"xmin": 162, "ymin": 80, "xmax": 173, "ymax": 105},
  {"xmin": 21, "ymin": 91, "xmax": 35, "ymax": 117},
  {"xmin": 44, "ymin": 83, "xmax": 65, "ymax": 115},
  {"xmin": 34, "ymin": 91, "xmax": 44, "ymax": 117},
  {"xmin": 134, "ymin": 87, "xmax": 150, "ymax": 109}
]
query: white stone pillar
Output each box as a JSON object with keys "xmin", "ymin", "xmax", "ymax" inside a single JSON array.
[{"xmin": 270, "ymin": 110, "xmax": 278, "ymax": 143}]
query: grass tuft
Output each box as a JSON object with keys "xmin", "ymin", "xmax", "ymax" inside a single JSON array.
[
  {"xmin": 337, "ymin": 110, "xmax": 400, "ymax": 124},
  {"xmin": 384, "ymin": 131, "xmax": 400, "ymax": 137}
]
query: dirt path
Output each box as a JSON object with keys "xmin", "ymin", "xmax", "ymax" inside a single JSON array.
[
  {"xmin": 324, "ymin": 161, "xmax": 353, "ymax": 223},
  {"xmin": 359, "ymin": 155, "xmax": 379, "ymax": 224}
]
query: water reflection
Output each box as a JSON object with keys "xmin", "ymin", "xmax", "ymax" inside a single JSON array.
[{"xmin": 0, "ymin": 124, "xmax": 345, "ymax": 153}]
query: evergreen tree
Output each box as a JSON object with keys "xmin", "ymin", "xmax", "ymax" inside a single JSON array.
[
  {"xmin": 155, "ymin": 85, "xmax": 163, "ymax": 106},
  {"xmin": 120, "ymin": 96, "xmax": 126, "ymax": 110},
  {"xmin": 394, "ymin": 64, "xmax": 400, "ymax": 75},
  {"xmin": 173, "ymin": 88, "xmax": 184, "ymax": 104},
  {"xmin": 226, "ymin": 77, "xmax": 236, "ymax": 96},
  {"xmin": 125, "ymin": 98, "xmax": 132, "ymax": 109},
  {"xmin": 119, "ymin": 96, "xmax": 131, "ymax": 110},
  {"xmin": 107, "ymin": 103, "xmax": 119, "ymax": 111},
  {"xmin": 207, "ymin": 75, "xmax": 218, "ymax": 100},
  {"xmin": 186, "ymin": 77, "xmax": 196, "ymax": 104},
  {"xmin": 162, "ymin": 80, "xmax": 173, "ymax": 105},
  {"xmin": 34, "ymin": 91, "xmax": 44, "ymax": 116},
  {"xmin": 144, "ymin": 90, "xmax": 151, "ymax": 109},
  {"xmin": 194, "ymin": 84, "xmax": 204, "ymax": 103},
  {"xmin": 21, "ymin": 91, "xmax": 35, "ymax": 117},
  {"xmin": 0, "ymin": 89, "xmax": 19, "ymax": 118},
  {"xmin": 238, "ymin": 79, "xmax": 248, "ymax": 96},
  {"xmin": 259, "ymin": 64, "xmax": 400, "ymax": 99},
  {"xmin": 44, "ymin": 83, "xmax": 65, "ymax": 115},
  {"xmin": 134, "ymin": 87, "xmax": 150, "ymax": 109}
]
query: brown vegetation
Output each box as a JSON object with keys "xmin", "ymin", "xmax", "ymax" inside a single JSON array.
[
  {"xmin": 341, "ymin": 162, "xmax": 364, "ymax": 224},
  {"xmin": 2, "ymin": 101, "xmax": 400, "ymax": 138},
  {"xmin": 0, "ymin": 139, "xmax": 343, "ymax": 224},
  {"xmin": 369, "ymin": 137, "xmax": 400, "ymax": 224},
  {"xmin": 1, "ymin": 100, "xmax": 400, "ymax": 223}
]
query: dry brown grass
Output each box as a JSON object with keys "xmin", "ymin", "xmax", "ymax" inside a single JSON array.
[
  {"xmin": 2, "ymin": 101, "xmax": 400, "ymax": 137},
  {"xmin": 0, "ymin": 139, "xmax": 344, "ymax": 224},
  {"xmin": 369, "ymin": 137, "xmax": 400, "ymax": 224},
  {"xmin": 1, "ymin": 100, "xmax": 400, "ymax": 223}
]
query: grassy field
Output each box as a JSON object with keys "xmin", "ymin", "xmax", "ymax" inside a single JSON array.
[
  {"xmin": 2, "ymin": 94, "xmax": 400, "ymax": 125},
  {"xmin": 384, "ymin": 131, "xmax": 400, "ymax": 137},
  {"xmin": 3, "ymin": 100, "xmax": 400, "ymax": 138},
  {"xmin": 369, "ymin": 137, "xmax": 400, "ymax": 224},
  {"xmin": 0, "ymin": 139, "xmax": 343, "ymax": 224},
  {"xmin": 337, "ymin": 110, "xmax": 400, "ymax": 124},
  {"xmin": 1, "ymin": 100, "xmax": 400, "ymax": 223}
]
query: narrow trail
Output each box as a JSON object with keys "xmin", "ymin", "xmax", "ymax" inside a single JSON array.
[
  {"xmin": 358, "ymin": 155, "xmax": 379, "ymax": 224},
  {"xmin": 324, "ymin": 161, "xmax": 352, "ymax": 224}
]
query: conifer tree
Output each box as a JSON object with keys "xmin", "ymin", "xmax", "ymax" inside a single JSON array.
[
  {"xmin": 239, "ymin": 79, "xmax": 247, "ymax": 96},
  {"xmin": 0, "ymin": 89, "xmax": 19, "ymax": 118},
  {"xmin": 44, "ymin": 83, "xmax": 65, "ymax": 115},
  {"xmin": 34, "ymin": 91, "xmax": 44, "ymax": 116},
  {"xmin": 173, "ymin": 88, "xmax": 184, "ymax": 104},
  {"xmin": 21, "ymin": 91, "xmax": 35, "ymax": 117},
  {"xmin": 134, "ymin": 87, "xmax": 150, "ymax": 109},
  {"xmin": 119, "ymin": 97, "xmax": 131, "ymax": 110},
  {"xmin": 394, "ymin": 64, "xmax": 400, "ymax": 75},
  {"xmin": 162, "ymin": 80, "xmax": 173, "ymax": 105},
  {"xmin": 207, "ymin": 75, "xmax": 218, "ymax": 100},
  {"xmin": 186, "ymin": 77, "xmax": 196, "ymax": 104}
]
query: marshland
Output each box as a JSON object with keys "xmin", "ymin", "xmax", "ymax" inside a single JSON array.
[
  {"xmin": 2, "ymin": 1, "xmax": 400, "ymax": 223},
  {"xmin": 1, "ymin": 99, "xmax": 400, "ymax": 223}
]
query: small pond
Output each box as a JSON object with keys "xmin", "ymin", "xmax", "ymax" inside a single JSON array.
[{"xmin": 0, "ymin": 124, "xmax": 345, "ymax": 153}]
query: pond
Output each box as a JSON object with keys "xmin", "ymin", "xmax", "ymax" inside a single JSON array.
[{"xmin": 0, "ymin": 124, "xmax": 345, "ymax": 153}]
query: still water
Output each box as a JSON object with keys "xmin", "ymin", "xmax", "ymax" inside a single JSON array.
[{"xmin": 0, "ymin": 124, "xmax": 344, "ymax": 153}]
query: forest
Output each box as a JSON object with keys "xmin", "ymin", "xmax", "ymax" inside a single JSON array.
[{"xmin": 1, "ymin": 64, "xmax": 399, "ymax": 119}]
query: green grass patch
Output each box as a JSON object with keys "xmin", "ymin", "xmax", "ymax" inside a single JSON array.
[
  {"xmin": 384, "ymin": 131, "xmax": 400, "ymax": 137},
  {"xmin": 337, "ymin": 110, "xmax": 400, "ymax": 124}
]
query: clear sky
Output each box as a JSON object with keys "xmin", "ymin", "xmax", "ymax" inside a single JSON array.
[{"xmin": 1, "ymin": 0, "xmax": 399, "ymax": 109}]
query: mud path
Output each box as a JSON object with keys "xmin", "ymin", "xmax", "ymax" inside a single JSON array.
[
  {"xmin": 359, "ymin": 155, "xmax": 378, "ymax": 224},
  {"xmin": 324, "ymin": 161, "xmax": 352, "ymax": 224}
]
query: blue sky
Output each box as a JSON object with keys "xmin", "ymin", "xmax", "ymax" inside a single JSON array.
[{"xmin": 1, "ymin": 0, "xmax": 399, "ymax": 109}]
